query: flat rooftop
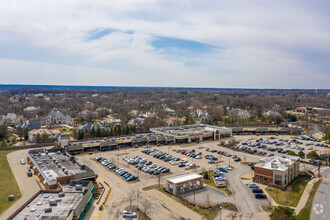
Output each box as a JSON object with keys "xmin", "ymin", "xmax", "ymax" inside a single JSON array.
[
  {"xmin": 152, "ymin": 124, "xmax": 231, "ymax": 137},
  {"xmin": 29, "ymin": 151, "xmax": 86, "ymax": 185},
  {"xmin": 255, "ymin": 156, "xmax": 300, "ymax": 172},
  {"xmin": 12, "ymin": 183, "xmax": 89, "ymax": 220},
  {"xmin": 167, "ymin": 173, "xmax": 203, "ymax": 184}
]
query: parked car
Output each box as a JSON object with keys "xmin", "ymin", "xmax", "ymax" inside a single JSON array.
[
  {"xmin": 122, "ymin": 210, "xmax": 137, "ymax": 217},
  {"xmin": 248, "ymin": 183, "xmax": 259, "ymax": 188},
  {"xmin": 252, "ymin": 188, "xmax": 263, "ymax": 193},
  {"xmin": 219, "ymin": 167, "xmax": 228, "ymax": 173},
  {"xmin": 234, "ymin": 158, "xmax": 241, "ymax": 162},
  {"xmin": 255, "ymin": 193, "xmax": 267, "ymax": 199}
]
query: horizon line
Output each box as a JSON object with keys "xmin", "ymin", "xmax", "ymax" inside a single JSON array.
[{"xmin": 0, "ymin": 83, "xmax": 329, "ymax": 91}]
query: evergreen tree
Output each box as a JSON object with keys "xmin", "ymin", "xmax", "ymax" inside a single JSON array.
[{"xmin": 96, "ymin": 127, "xmax": 102, "ymax": 137}]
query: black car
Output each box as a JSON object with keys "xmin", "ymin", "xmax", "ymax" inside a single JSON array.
[
  {"xmin": 252, "ymin": 188, "xmax": 263, "ymax": 193},
  {"xmin": 255, "ymin": 193, "xmax": 267, "ymax": 199}
]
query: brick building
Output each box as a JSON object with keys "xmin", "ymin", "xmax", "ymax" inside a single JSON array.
[{"xmin": 253, "ymin": 156, "xmax": 300, "ymax": 188}]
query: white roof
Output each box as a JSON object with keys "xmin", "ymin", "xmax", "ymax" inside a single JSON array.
[
  {"xmin": 167, "ymin": 173, "xmax": 202, "ymax": 184},
  {"xmin": 255, "ymin": 156, "xmax": 299, "ymax": 172}
]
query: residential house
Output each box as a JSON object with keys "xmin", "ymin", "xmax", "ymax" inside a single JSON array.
[{"xmin": 28, "ymin": 128, "xmax": 63, "ymax": 142}]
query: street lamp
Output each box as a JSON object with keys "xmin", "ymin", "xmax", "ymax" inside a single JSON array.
[{"xmin": 219, "ymin": 205, "xmax": 222, "ymax": 220}]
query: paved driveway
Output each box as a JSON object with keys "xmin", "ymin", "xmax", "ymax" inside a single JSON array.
[{"xmin": 0, "ymin": 150, "xmax": 40, "ymax": 220}]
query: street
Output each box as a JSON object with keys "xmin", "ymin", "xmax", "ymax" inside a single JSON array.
[{"xmin": 312, "ymin": 167, "xmax": 330, "ymax": 220}]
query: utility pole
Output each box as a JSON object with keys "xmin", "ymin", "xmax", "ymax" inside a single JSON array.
[{"xmin": 137, "ymin": 190, "xmax": 139, "ymax": 210}]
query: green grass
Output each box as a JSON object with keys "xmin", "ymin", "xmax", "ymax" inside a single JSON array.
[
  {"xmin": 296, "ymin": 179, "xmax": 322, "ymax": 220},
  {"xmin": 261, "ymin": 205, "xmax": 275, "ymax": 213},
  {"xmin": 266, "ymin": 178, "xmax": 309, "ymax": 207},
  {"xmin": 0, "ymin": 150, "xmax": 21, "ymax": 214}
]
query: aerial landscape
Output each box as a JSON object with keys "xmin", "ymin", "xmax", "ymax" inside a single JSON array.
[{"xmin": 0, "ymin": 1, "xmax": 329, "ymax": 220}]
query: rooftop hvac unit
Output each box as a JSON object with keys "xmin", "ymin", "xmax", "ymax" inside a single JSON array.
[
  {"xmin": 49, "ymin": 199, "xmax": 57, "ymax": 206},
  {"xmin": 44, "ymin": 208, "xmax": 52, "ymax": 213},
  {"xmin": 64, "ymin": 170, "xmax": 68, "ymax": 175},
  {"xmin": 75, "ymin": 185, "xmax": 82, "ymax": 190}
]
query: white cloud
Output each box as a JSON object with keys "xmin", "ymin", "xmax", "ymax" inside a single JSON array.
[{"xmin": 0, "ymin": 0, "xmax": 329, "ymax": 88}]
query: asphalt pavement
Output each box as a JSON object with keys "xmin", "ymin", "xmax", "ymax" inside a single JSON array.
[{"xmin": 312, "ymin": 167, "xmax": 330, "ymax": 220}]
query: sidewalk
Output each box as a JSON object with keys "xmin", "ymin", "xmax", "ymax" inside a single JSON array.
[
  {"xmin": 213, "ymin": 209, "xmax": 270, "ymax": 220},
  {"xmin": 295, "ymin": 177, "xmax": 320, "ymax": 214}
]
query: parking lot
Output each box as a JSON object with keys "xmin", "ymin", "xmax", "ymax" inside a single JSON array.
[
  {"xmin": 74, "ymin": 132, "xmax": 328, "ymax": 219},
  {"xmin": 77, "ymin": 138, "xmax": 273, "ymax": 219}
]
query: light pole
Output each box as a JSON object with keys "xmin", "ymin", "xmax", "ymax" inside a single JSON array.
[
  {"xmin": 219, "ymin": 205, "xmax": 222, "ymax": 220},
  {"xmin": 117, "ymin": 145, "xmax": 120, "ymax": 168},
  {"xmin": 137, "ymin": 190, "xmax": 139, "ymax": 210}
]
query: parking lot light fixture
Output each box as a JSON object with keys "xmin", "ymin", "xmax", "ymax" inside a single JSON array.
[{"xmin": 219, "ymin": 205, "xmax": 222, "ymax": 220}]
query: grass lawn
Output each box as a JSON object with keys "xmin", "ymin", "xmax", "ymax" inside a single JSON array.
[
  {"xmin": 266, "ymin": 177, "xmax": 309, "ymax": 207},
  {"xmin": 202, "ymin": 171, "xmax": 233, "ymax": 196},
  {"xmin": 0, "ymin": 150, "xmax": 21, "ymax": 214},
  {"xmin": 261, "ymin": 205, "xmax": 275, "ymax": 213},
  {"xmin": 296, "ymin": 179, "xmax": 322, "ymax": 220}
]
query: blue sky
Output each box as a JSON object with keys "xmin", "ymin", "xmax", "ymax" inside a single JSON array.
[{"xmin": 0, "ymin": 0, "xmax": 329, "ymax": 89}]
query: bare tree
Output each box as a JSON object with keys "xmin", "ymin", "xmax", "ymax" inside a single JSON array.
[
  {"xmin": 141, "ymin": 199, "xmax": 152, "ymax": 220},
  {"xmin": 127, "ymin": 189, "xmax": 136, "ymax": 209}
]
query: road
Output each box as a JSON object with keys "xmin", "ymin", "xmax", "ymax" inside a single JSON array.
[
  {"xmin": 0, "ymin": 149, "xmax": 40, "ymax": 220},
  {"xmin": 312, "ymin": 167, "xmax": 330, "ymax": 220}
]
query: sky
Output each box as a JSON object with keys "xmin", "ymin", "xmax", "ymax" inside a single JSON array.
[{"xmin": 0, "ymin": 0, "xmax": 330, "ymax": 89}]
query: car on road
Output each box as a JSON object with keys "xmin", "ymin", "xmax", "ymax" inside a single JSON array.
[
  {"xmin": 234, "ymin": 158, "xmax": 241, "ymax": 162},
  {"xmin": 122, "ymin": 210, "xmax": 137, "ymax": 218},
  {"xmin": 20, "ymin": 159, "xmax": 25, "ymax": 165},
  {"xmin": 248, "ymin": 162, "xmax": 254, "ymax": 166}
]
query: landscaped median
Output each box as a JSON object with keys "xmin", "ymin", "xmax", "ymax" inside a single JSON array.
[
  {"xmin": 0, "ymin": 150, "xmax": 21, "ymax": 214},
  {"xmin": 265, "ymin": 175, "xmax": 310, "ymax": 207}
]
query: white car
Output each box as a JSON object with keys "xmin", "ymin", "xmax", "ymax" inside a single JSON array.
[
  {"xmin": 20, "ymin": 159, "xmax": 25, "ymax": 165},
  {"xmin": 188, "ymin": 162, "xmax": 196, "ymax": 167},
  {"xmin": 122, "ymin": 210, "xmax": 137, "ymax": 218},
  {"xmin": 222, "ymin": 166, "xmax": 232, "ymax": 171},
  {"xmin": 180, "ymin": 158, "xmax": 188, "ymax": 163},
  {"xmin": 195, "ymin": 155, "xmax": 202, "ymax": 159},
  {"xmin": 149, "ymin": 163, "xmax": 157, "ymax": 168},
  {"xmin": 308, "ymin": 147, "xmax": 313, "ymax": 150},
  {"xmin": 170, "ymin": 161, "xmax": 178, "ymax": 165}
]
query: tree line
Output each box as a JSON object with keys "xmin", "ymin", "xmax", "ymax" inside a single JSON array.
[{"xmin": 73, "ymin": 125, "xmax": 137, "ymax": 140}]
